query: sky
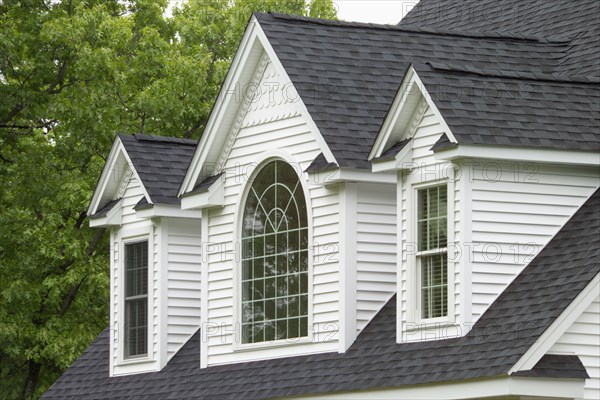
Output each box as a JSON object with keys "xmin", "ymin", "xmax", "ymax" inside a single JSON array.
[
  {"xmin": 166, "ymin": 1, "xmax": 421, "ymax": 25},
  {"xmin": 335, "ymin": 0, "xmax": 420, "ymax": 24}
]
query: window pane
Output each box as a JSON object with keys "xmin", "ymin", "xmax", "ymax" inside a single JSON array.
[
  {"xmin": 417, "ymin": 185, "xmax": 447, "ymax": 251},
  {"xmin": 124, "ymin": 241, "xmax": 148, "ymax": 358},
  {"xmin": 421, "ymin": 253, "xmax": 448, "ymax": 319},
  {"xmin": 241, "ymin": 161, "xmax": 309, "ymax": 343},
  {"xmin": 125, "ymin": 297, "xmax": 147, "ymax": 358}
]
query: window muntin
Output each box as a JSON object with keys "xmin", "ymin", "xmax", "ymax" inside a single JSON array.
[
  {"xmin": 241, "ymin": 160, "xmax": 309, "ymax": 344},
  {"xmin": 417, "ymin": 185, "xmax": 448, "ymax": 320},
  {"xmin": 124, "ymin": 241, "xmax": 148, "ymax": 358}
]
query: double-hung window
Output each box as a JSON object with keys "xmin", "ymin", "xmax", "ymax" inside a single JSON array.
[
  {"xmin": 416, "ymin": 185, "xmax": 448, "ymax": 320},
  {"xmin": 124, "ymin": 241, "xmax": 148, "ymax": 358}
]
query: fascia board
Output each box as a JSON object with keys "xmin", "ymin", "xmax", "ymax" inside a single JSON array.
[
  {"xmin": 135, "ymin": 204, "xmax": 202, "ymax": 220},
  {"xmin": 88, "ymin": 199, "xmax": 123, "ymax": 228},
  {"xmin": 180, "ymin": 178, "xmax": 225, "ymax": 210},
  {"xmin": 309, "ymin": 168, "xmax": 396, "ymax": 186},
  {"xmin": 371, "ymin": 145, "xmax": 413, "ymax": 173},
  {"xmin": 88, "ymin": 138, "xmax": 123, "ymax": 216},
  {"xmin": 179, "ymin": 17, "xmax": 260, "ymax": 196},
  {"xmin": 435, "ymin": 144, "xmax": 600, "ymax": 166},
  {"xmin": 369, "ymin": 67, "xmax": 416, "ymax": 160}
]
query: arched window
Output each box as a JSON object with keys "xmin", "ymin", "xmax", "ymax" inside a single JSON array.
[{"xmin": 241, "ymin": 160, "xmax": 309, "ymax": 343}]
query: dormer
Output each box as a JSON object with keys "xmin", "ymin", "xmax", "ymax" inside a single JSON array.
[
  {"xmin": 369, "ymin": 63, "xmax": 600, "ymax": 343},
  {"xmin": 88, "ymin": 134, "xmax": 201, "ymax": 375}
]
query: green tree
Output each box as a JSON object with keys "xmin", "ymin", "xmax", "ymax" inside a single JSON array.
[{"xmin": 0, "ymin": 1, "xmax": 336, "ymax": 399}]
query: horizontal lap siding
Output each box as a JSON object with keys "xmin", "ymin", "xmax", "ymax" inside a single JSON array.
[
  {"xmin": 167, "ymin": 219, "xmax": 202, "ymax": 359},
  {"xmin": 113, "ymin": 175, "xmax": 146, "ymax": 366},
  {"xmin": 549, "ymin": 297, "xmax": 600, "ymax": 400},
  {"xmin": 206, "ymin": 59, "xmax": 339, "ymax": 365},
  {"xmin": 111, "ymin": 174, "xmax": 157, "ymax": 373},
  {"xmin": 470, "ymin": 164, "xmax": 599, "ymax": 322},
  {"xmin": 400, "ymin": 105, "xmax": 461, "ymax": 328},
  {"xmin": 356, "ymin": 183, "xmax": 397, "ymax": 332}
]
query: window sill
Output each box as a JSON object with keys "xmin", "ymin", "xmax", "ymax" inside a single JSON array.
[
  {"xmin": 118, "ymin": 356, "xmax": 154, "ymax": 366},
  {"xmin": 401, "ymin": 320, "xmax": 463, "ymax": 343},
  {"xmin": 404, "ymin": 317, "xmax": 455, "ymax": 331},
  {"xmin": 234, "ymin": 336, "xmax": 312, "ymax": 352}
]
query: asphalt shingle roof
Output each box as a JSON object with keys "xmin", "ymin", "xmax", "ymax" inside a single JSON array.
[
  {"xmin": 89, "ymin": 198, "xmax": 121, "ymax": 219},
  {"xmin": 118, "ymin": 134, "xmax": 196, "ymax": 205},
  {"xmin": 417, "ymin": 63, "xmax": 600, "ymax": 151},
  {"xmin": 255, "ymin": 11, "xmax": 599, "ymax": 168},
  {"xmin": 43, "ymin": 189, "xmax": 600, "ymax": 399},
  {"xmin": 400, "ymin": 0, "xmax": 600, "ymax": 77}
]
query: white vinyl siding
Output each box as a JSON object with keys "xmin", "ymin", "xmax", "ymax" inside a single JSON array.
[
  {"xmin": 111, "ymin": 174, "xmax": 148, "ymax": 368},
  {"xmin": 356, "ymin": 183, "xmax": 397, "ymax": 333},
  {"xmin": 109, "ymin": 173, "xmax": 158, "ymax": 375},
  {"xmin": 549, "ymin": 296, "xmax": 600, "ymax": 400},
  {"xmin": 469, "ymin": 163, "xmax": 599, "ymax": 322},
  {"xmin": 203, "ymin": 56, "xmax": 339, "ymax": 366},
  {"xmin": 166, "ymin": 219, "xmax": 202, "ymax": 359},
  {"xmin": 399, "ymin": 104, "xmax": 461, "ymax": 339}
]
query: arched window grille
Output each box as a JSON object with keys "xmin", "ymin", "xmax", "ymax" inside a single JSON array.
[{"xmin": 241, "ymin": 160, "xmax": 309, "ymax": 343}]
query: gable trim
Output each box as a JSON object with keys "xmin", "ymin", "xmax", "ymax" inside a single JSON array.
[
  {"xmin": 368, "ymin": 65, "xmax": 458, "ymax": 161},
  {"xmin": 509, "ymin": 272, "xmax": 600, "ymax": 374},
  {"xmin": 88, "ymin": 138, "xmax": 151, "ymax": 217},
  {"xmin": 88, "ymin": 199, "xmax": 123, "ymax": 228},
  {"xmin": 255, "ymin": 20, "xmax": 337, "ymax": 166},
  {"xmin": 179, "ymin": 16, "xmax": 337, "ymax": 197},
  {"xmin": 371, "ymin": 140, "xmax": 413, "ymax": 172}
]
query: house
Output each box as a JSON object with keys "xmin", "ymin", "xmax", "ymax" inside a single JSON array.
[{"xmin": 43, "ymin": 1, "xmax": 600, "ymax": 399}]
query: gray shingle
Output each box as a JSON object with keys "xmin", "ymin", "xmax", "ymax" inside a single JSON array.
[
  {"xmin": 118, "ymin": 134, "xmax": 196, "ymax": 205},
  {"xmin": 43, "ymin": 189, "xmax": 600, "ymax": 399},
  {"xmin": 256, "ymin": 11, "xmax": 598, "ymax": 168},
  {"xmin": 513, "ymin": 355, "xmax": 589, "ymax": 379},
  {"xmin": 304, "ymin": 153, "xmax": 338, "ymax": 173},
  {"xmin": 89, "ymin": 198, "xmax": 121, "ymax": 219}
]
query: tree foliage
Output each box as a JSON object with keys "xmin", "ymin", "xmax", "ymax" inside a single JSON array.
[{"xmin": 0, "ymin": 1, "xmax": 336, "ymax": 398}]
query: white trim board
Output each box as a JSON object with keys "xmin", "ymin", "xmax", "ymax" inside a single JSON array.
[
  {"xmin": 369, "ymin": 66, "xmax": 457, "ymax": 161},
  {"xmin": 435, "ymin": 144, "xmax": 600, "ymax": 167},
  {"xmin": 509, "ymin": 273, "xmax": 600, "ymax": 374},
  {"xmin": 179, "ymin": 16, "xmax": 336, "ymax": 196},
  {"xmin": 88, "ymin": 137, "xmax": 151, "ymax": 217},
  {"xmin": 286, "ymin": 376, "xmax": 585, "ymax": 400},
  {"xmin": 88, "ymin": 199, "xmax": 123, "ymax": 228},
  {"xmin": 135, "ymin": 204, "xmax": 202, "ymax": 220}
]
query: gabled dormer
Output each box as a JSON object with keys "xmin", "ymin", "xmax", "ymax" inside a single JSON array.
[
  {"xmin": 88, "ymin": 134, "xmax": 201, "ymax": 375},
  {"xmin": 369, "ymin": 62, "xmax": 600, "ymax": 343}
]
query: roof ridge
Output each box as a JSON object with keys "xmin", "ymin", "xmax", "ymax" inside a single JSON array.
[
  {"xmin": 255, "ymin": 12, "xmax": 572, "ymax": 44},
  {"xmin": 119, "ymin": 133, "xmax": 197, "ymax": 146},
  {"xmin": 425, "ymin": 61, "xmax": 600, "ymax": 84}
]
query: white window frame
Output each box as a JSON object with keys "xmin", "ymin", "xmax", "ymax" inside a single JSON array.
[
  {"xmin": 406, "ymin": 178, "xmax": 455, "ymax": 329},
  {"xmin": 232, "ymin": 152, "xmax": 314, "ymax": 351},
  {"xmin": 116, "ymin": 226, "xmax": 155, "ymax": 365}
]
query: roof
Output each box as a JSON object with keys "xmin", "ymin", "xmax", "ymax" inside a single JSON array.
[
  {"xmin": 88, "ymin": 198, "xmax": 121, "ymax": 219},
  {"xmin": 400, "ymin": 0, "xmax": 600, "ymax": 76},
  {"xmin": 118, "ymin": 134, "xmax": 196, "ymax": 205},
  {"xmin": 187, "ymin": 172, "xmax": 224, "ymax": 195},
  {"xmin": 42, "ymin": 188, "xmax": 600, "ymax": 399},
  {"xmin": 255, "ymin": 11, "xmax": 599, "ymax": 168},
  {"xmin": 373, "ymin": 139, "xmax": 410, "ymax": 162},
  {"xmin": 304, "ymin": 153, "xmax": 339, "ymax": 173},
  {"xmin": 513, "ymin": 355, "xmax": 589, "ymax": 379},
  {"xmin": 417, "ymin": 63, "xmax": 600, "ymax": 151}
]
